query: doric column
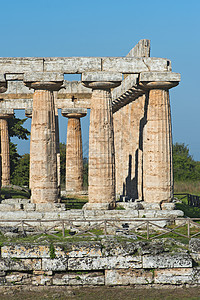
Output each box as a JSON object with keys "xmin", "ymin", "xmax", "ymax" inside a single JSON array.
[
  {"xmin": 82, "ymin": 72, "xmax": 122, "ymax": 209},
  {"xmin": 139, "ymin": 72, "xmax": 180, "ymax": 203},
  {"xmin": 24, "ymin": 73, "xmax": 63, "ymax": 203},
  {"xmin": 26, "ymin": 106, "xmax": 61, "ymax": 200},
  {"xmin": 62, "ymin": 108, "xmax": 87, "ymax": 193},
  {"xmin": 0, "ymin": 112, "xmax": 14, "ymax": 186},
  {"xmin": 0, "ymin": 76, "xmax": 8, "ymax": 193}
]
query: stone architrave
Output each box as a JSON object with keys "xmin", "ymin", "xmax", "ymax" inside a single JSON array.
[
  {"xmin": 0, "ymin": 112, "xmax": 14, "ymax": 186},
  {"xmin": 139, "ymin": 75, "xmax": 179, "ymax": 203},
  {"xmin": 82, "ymin": 72, "xmax": 122, "ymax": 209},
  {"xmin": 62, "ymin": 108, "xmax": 87, "ymax": 193},
  {"xmin": 24, "ymin": 73, "xmax": 63, "ymax": 203}
]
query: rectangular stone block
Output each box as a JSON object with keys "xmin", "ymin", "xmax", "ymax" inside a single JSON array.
[
  {"xmin": 32, "ymin": 275, "xmax": 52, "ymax": 286},
  {"xmin": 66, "ymin": 244, "xmax": 102, "ymax": 258},
  {"xmin": 105, "ymin": 269, "xmax": 153, "ymax": 285},
  {"xmin": 138, "ymin": 210, "xmax": 156, "ymax": 218},
  {"xmin": 24, "ymin": 72, "xmax": 64, "ymax": 82},
  {"xmin": 154, "ymin": 268, "xmax": 194, "ymax": 284},
  {"xmin": 140, "ymin": 71, "xmax": 181, "ymax": 82},
  {"xmin": 42, "ymin": 258, "xmax": 68, "ymax": 271},
  {"xmin": 24, "ymin": 203, "xmax": 36, "ymax": 211},
  {"xmin": 52, "ymin": 272, "xmax": 104, "ymax": 286},
  {"xmin": 143, "ymin": 254, "xmax": 192, "ymax": 269},
  {"xmin": 1, "ymin": 245, "xmax": 50, "ymax": 258},
  {"xmin": 0, "ymin": 258, "xmax": 41, "ymax": 271},
  {"xmin": 67, "ymin": 273, "xmax": 105, "ymax": 285},
  {"xmin": 155, "ymin": 210, "xmax": 184, "ymax": 218},
  {"xmin": 189, "ymin": 238, "xmax": 200, "ymax": 253},
  {"xmin": 82, "ymin": 72, "xmax": 122, "ymax": 82},
  {"xmin": 68, "ymin": 256, "xmax": 142, "ymax": 270},
  {"xmin": 0, "ymin": 204, "xmax": 15, "ymax": 211},
  {"xmin": 102, "ymin": 57, "xmax": 170, "ymax": 73},
  {"xmin": 0, "ymin": 211, "xmax": 27, "ymax": 219},
  {"xmin": 44, "ymin": 57, "xmax": 102, "ymax": 73}
]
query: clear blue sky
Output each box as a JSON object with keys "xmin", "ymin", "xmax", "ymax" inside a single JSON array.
[{"xmin": 1, "ymin": 0, "xmax": 200, "ymax": 160}]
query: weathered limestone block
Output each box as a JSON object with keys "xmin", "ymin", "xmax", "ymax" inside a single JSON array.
[
  {"xmin": 101, "ymin": 241, "xmax": 139, "ymax": 257},
  {"xmin": 154, "ymin": 268, "xmax": 195, "ymax": 284},
  {"xmin": 23, "ymin": 203, "xmax": 36, "ymax": 211},
  {"xmin": 105, "ymin": 269, "xmax": 153, "ymax": 285},
  {"xmin": 0, "ymin": 113, "xmax": 13, "ymax": 186},
  {"xmin": 1, "ymin": 245, "xmax": 51, "ymax": 258},
  {"xmin": 1, "ymin": 245, "xmax": 66, "ymax": 259},
  {"xmin": 52, "ymin": 272, "xmax": 104, "ymax": 286},
  {"xmin": 32, "ymin": 275, "xmax": 52, "ymax": 286},
  {"xmin": 42, "ymin": 258, "xmax": 68, "ymax": 271},
  {"xmin": 25, "ymin": 75, "xmax": 63, "ymax": 203},
  {"xmin": 68, "ymin": 273, "xmax": 105, "ymax": 285},
  {"xmin": 155, "ymin": 210, "xmax": 184, "ymax": 218},
  {"xmin": 68, "ymin": 256, "xmax": 142, "ymax": 270},
  {"xmin": 0, "ymin": 204, "xmax": 15, "ymax": 211},
  {"xmin": 35, "ymin": 203, "xmax": 66, "ymax": 212},
  {"xmin": 66, "ymin": 244, "xmax": 102, "ymax": 258},
  {"xmin": 62, "ymin": 108, "xmax": 87, "ymax": 193},
  {"xmin": 82, "ymin": 73, "xmax": 121, "ymax": 209},
  {"xmin": 0, "ymin": 258, "xmax": 41, "ymax": 271},
  {"xmin": 142, "ymin": 254, "xmax": 192, "ymax": 269},
  {"xmin": 161, "ymin": 203, "xmax": 175, "ymax": 210},
  {"xmin": 189, "ymin": 238, "xmax": 200, "ymax": 253}
]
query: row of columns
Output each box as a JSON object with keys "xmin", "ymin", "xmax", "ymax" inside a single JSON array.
[{"xmin": 0, "ymin": 74, "xmax": 178, "ymax": 208}]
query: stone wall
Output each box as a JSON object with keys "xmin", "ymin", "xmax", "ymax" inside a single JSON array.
[{"xmin": 0, "ymin": 239, "xmax": 199, "ymax": 286}]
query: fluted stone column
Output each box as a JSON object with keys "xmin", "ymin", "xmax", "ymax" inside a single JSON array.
[
  {"xmin": 62, "ymin": 108, "xmax": 87, "ymax": 193},
  {"xmin": 25, "ymin": 73, "xmax": 63, "ymax": 203},
  {"xmin": 0, "ymin": 78, "xmax": 8, "ymax": 193},
  {"xmin": 82, "ymin": 72, "xmax": 122, "ymax": 209},
  {"xmin": 139, "ymin": 77, "xmax": 179, "ymax": 203},
  {"xmin": 0, "ymin": 113, "xmax": 14, "ymax": 186}
]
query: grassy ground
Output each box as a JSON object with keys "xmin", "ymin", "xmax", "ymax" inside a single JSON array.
[
  {"xmin": 1, "ymin": 187, "xmax": 30, "ymax": 199},
  {"xmin": 174, "ymin": 181, "xmax": 200, "ymax": 195},
  {"xmin": 0, "ymin": 286, "xmax": 200, "ymax": 300},
  {"xmin": 61, "ymin": 194, "xmax": 88, "ymax": 209}
]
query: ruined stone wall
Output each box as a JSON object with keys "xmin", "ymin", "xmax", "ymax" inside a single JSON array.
[{"xmin": 0, "ymin": 239, "xmax": 199, "ymax": 286}]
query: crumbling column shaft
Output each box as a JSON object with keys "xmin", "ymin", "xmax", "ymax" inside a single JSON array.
[
  {"xmin": 143, "ymin": 89, "xmax": 173, "ymax": 203},
  {"xmin": 65, "ymin": 116, "xmax": 84, "ymax": 192},
  {"xmin": 89, "ymin": 88, "xmax": 115, "ymax": 205},
  {"xmin": 30, "ymin": 89, "xmax": 58, "ymax": 203},
  {"xmin": 0, "ymin": 118, "xmax": 10, "ymax": 186}
]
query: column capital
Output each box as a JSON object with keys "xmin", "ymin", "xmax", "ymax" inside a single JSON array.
[
  {"xmin": 139, "ymin": 71, "xmax": 180, "ymax": 90},
  {"xmin": 24, "ymin": 72, "xmax": 64, "ymax": 91},
  {"xmin": 0, "ymin": 109, "xmax": 14, "ymax": 119},
  {"xmin": 82, "ymin": 72, "xmax": 122, "ymax": 90},
  {"xmin": 25, "ymin": 109, "xmax": 32, "ymax": 118},
  {"xmin": 62, "ymin": 108, "xmax": 87, "ymax": 119}
]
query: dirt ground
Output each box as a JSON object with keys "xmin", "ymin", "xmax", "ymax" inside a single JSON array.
[{"xmin": 0, "ymin": 286, "xmax": 199, "ymax": 300}]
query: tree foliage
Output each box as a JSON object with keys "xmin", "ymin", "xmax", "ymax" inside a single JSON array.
[
  {"xmin": 8, "ymin": 117, "xmax": 30, "ymax": 140},
  {"xmin": 173, "ymin": 143, "xmax": 200, "ymax": 181},
  {"xmin": 11, "ymin": 153, "xmax": 30, "ymax": 186},
  {"xmin": 8, "ymin": 116, "xmax": 30, "ymax": 185},
  {"xmin": 59, "ymin": 142, "xmax": 66, "ymax": 185}
]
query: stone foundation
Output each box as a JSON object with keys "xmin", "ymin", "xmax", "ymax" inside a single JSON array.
[{"xmin": 0, "ymin": 239, "xmax": 199, "ymax": 286}]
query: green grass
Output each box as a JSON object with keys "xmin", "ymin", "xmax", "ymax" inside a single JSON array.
[
  {"xmin": 1, "ymin": 187, "xmax": 30, "ymax": 199},
  {"xmin": 61, "ymin": 195, "xmax": 88, "ymax": 209},
  {"xmin": 174, "ymin": 180, "xmax": 200, "ymax": 195}
]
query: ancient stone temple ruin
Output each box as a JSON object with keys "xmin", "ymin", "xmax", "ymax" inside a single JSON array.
[{"xmin": 0, "ymin": 40, "xmax": 180, "ymax": 209}]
